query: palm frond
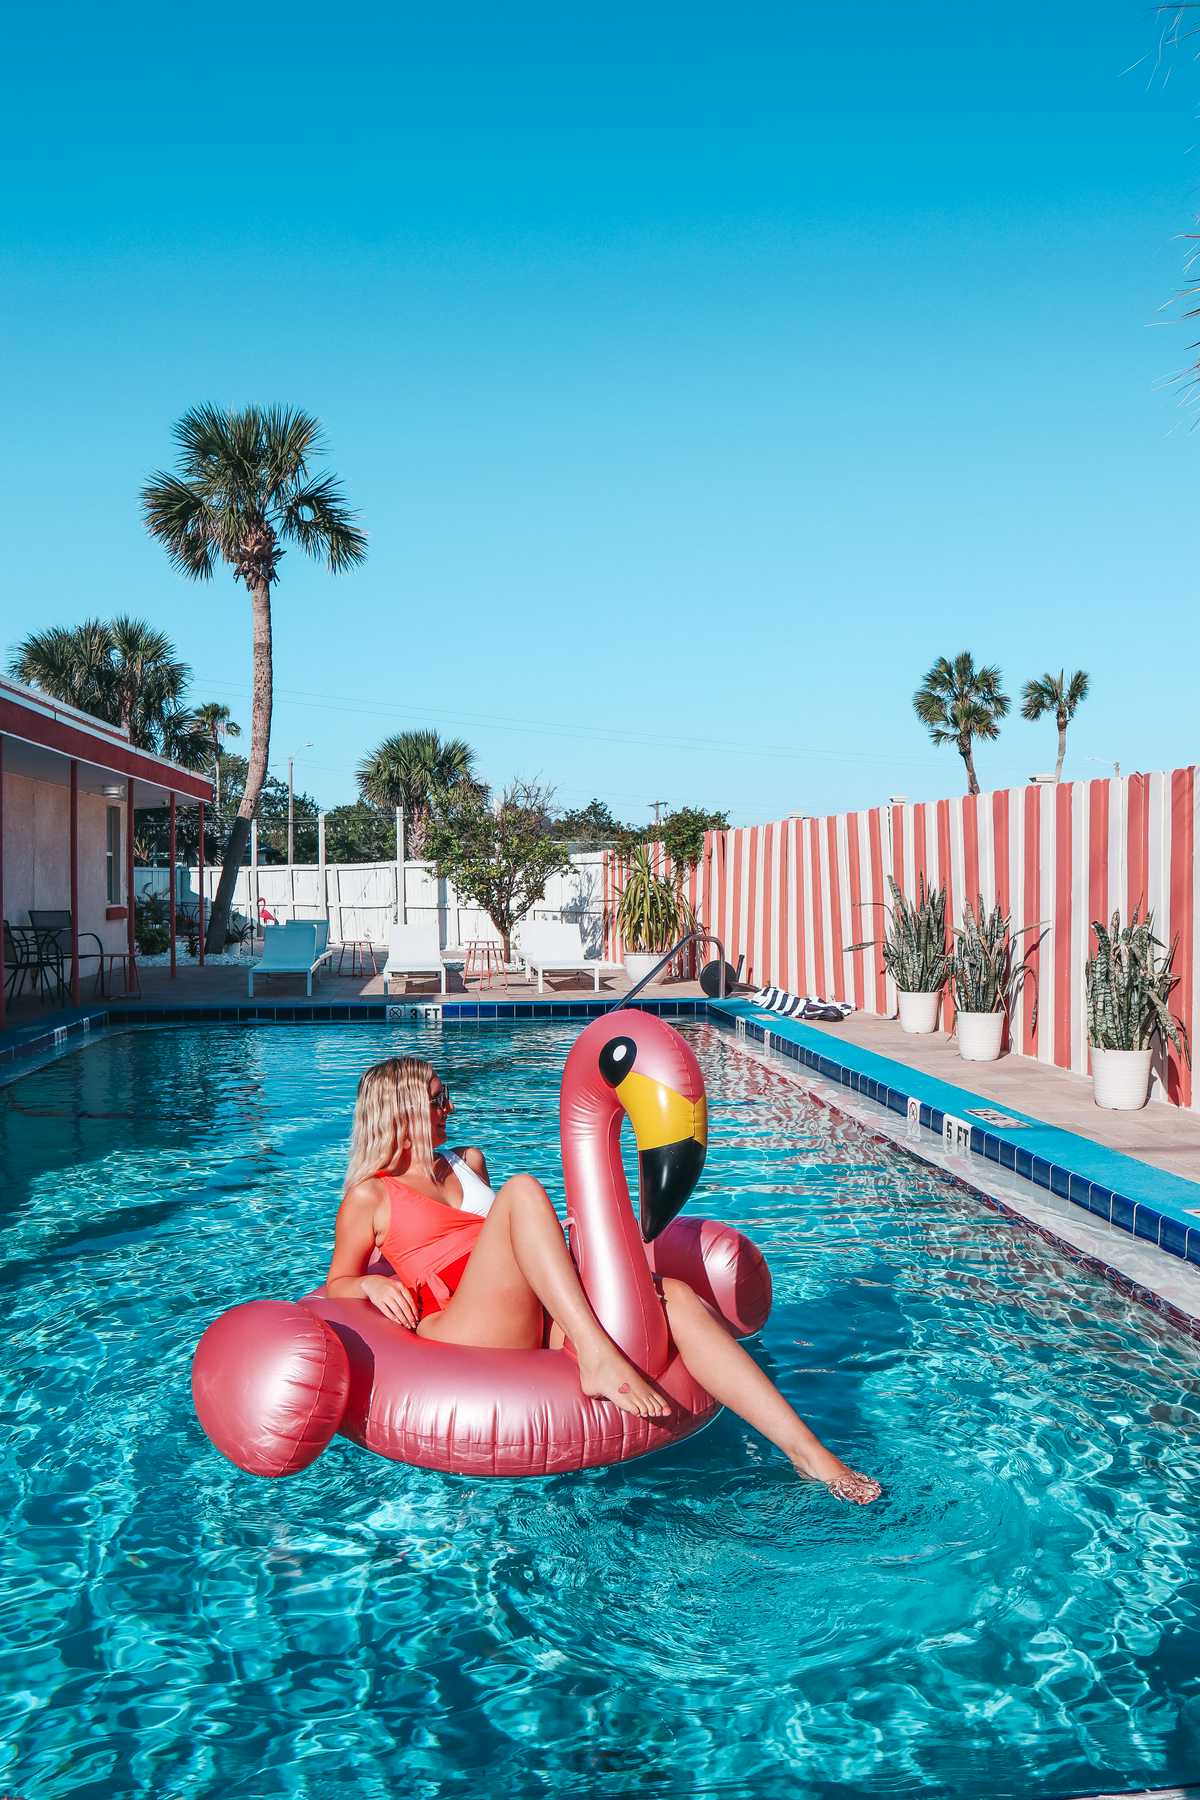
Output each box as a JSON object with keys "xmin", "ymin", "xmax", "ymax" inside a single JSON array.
[
  {"xmin": 278, "ymin": 475, "xmax": 368, "ymax": 570},
  {"xmin": 261, "ymin": 406, "xmax": 323, "ymax": 498},
  {"xmin": 141, "ymin": 473, "xmax": 217, "ymax": 579}
]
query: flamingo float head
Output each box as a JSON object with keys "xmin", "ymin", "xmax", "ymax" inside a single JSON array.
[{"xmin": 563, "ymin": 1009, "xmax": 708, "ymax": 1242}]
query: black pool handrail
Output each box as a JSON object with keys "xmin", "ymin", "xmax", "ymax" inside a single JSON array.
[{"xmin": 607, "ymin": 930, "xmax": 730, "ymax": 1012}]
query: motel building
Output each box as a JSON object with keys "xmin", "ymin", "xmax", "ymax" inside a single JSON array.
[{"xmin": 0, "ymin": 675, "xmax": 213, "ymax": 1030}]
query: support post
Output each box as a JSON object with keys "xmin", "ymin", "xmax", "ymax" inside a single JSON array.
[
  {"xmin": 250, "ymin": 816, "xmax": 260, "ymax": 938},
  {"xmin": 125, "ymin": 777, "xmax": 136, "ymax": 992},
  {"xmin": 396, "ymin": 808, "xmax": 406, "ymax": 924},
  {"xmin": 69, "ymin": 760, "xmax": 80, "ymax": 1005},
  {"xmin": 318, "ymin": 811, "xmax": 328, "ymax": 935},
  {"xmin": 168, "ymin": 793, "xmax": 177, "ymax": 978},
  {"xmin": 197, "ymin": 802, "xmax": 206, "ymax": 965}
]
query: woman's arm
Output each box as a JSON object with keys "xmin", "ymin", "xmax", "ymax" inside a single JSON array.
[
  {"xmin": 326, "ymin": 1180, "xmax": 418, "ymax": 1327},
  {"xmin": 458, "ymin": 1144, "xmax": 492, "ymax": 1187}
]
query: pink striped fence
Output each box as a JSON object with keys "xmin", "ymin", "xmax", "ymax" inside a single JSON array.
[{"xmin": 604, "ymin": 767, "xmax": 1199, "ymax": 1110}]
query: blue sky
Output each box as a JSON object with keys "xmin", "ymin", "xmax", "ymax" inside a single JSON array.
[{"xmin": 2, "ymin": 3, "xmax": 1197, "ymax": 826}]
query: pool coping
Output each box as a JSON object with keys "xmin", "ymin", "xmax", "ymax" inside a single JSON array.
[
  {"xmin": 709, "ymin": 999, "xmax": 1200, "ymax": 1280},
  {"xmin": 6, "ymin": 992, "xmax": 1200, "ymax": 1290},
  {"xmin": 727, "ymin": 1023, "xmax": 1200, "ymax": 1342}
]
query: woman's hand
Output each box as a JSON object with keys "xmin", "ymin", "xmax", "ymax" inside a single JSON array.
[{"xmin": 362, "ymin": 1274, "xmax": 419, "ymax": 1329}]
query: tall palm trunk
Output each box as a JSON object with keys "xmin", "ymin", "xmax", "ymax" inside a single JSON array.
[
  {"xmin": 959, "ymin": 738, "xmax": 980, "ymax": 796},
  {"xmin": 205, "ymin": 581, "xmax": 273, "ymax": 952},
  {"xmin": 1055, "ymin": 714, "xmax": 1067, "ymax": 783}
]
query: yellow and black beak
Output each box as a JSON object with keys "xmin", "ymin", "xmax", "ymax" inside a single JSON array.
[{"xmin": 598, "ymin": 1035, "xmax": 708, "ymax": 1240}]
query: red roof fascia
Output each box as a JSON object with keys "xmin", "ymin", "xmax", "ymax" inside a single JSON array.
[{"xmin": 0, "ymin": 696, "xmax": 213, "ymax": 802}]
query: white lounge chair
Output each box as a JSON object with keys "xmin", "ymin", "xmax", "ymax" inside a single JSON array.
[
  {"xmin": 248, "ymin": 923, "xmax": 324, "ymax": 997},
  {"xmin": 383, "ymin": 922, "xmax": 448, "ymax": 995},
  {"xmin": 519, "ymin": 920, "xmax": 621, "ymax": 993}
]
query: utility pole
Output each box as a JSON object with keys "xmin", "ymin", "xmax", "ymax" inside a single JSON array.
[
  {"xmin": 649, "ymin": 800, "xmax": 668, "ymax": 830},
  {"xmin": 286, "ymin": 740, "xmax": 314, "ymax": 865}
]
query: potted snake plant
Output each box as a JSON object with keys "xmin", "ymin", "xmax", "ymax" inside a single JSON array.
[
  {"xmin": 950, "ymin": 898, "xmax": 1044, "ymax": 1062},
  {"xmin": 852, "ymin": 876, "xmax": 950, "ymax": 1033},
  {"xmin": 609, "ymin": 846, "xmax": 696, "ymax": 986},
  {"xmin": 1085, "ymin": 910, "xmax": 1189, "ymax": 1109}
]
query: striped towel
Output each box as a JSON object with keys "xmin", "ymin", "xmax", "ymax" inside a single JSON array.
[{"xmin": 751, "ymin": 987, "xmax": 853, "ymax": 1022}]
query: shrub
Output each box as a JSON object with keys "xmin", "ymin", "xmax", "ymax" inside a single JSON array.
[
  {"xmin": 1085, "ymin": 910, "xmax": 1190, "ymax": 1060},
  {"xmin": 851, "ymin": 876, "xmax": 950, "ymax": 995}
]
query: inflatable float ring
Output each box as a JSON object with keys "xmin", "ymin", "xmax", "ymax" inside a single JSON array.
[{"xmin": 193, "ymin": 1010, "xmax": 772, "ymax": 1478}]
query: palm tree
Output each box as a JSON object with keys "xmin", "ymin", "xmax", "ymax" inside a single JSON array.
[
  {"xmin": 8, "ymin": 616, "xmax": 193, "ymax": 753},
  {"xmin": 193, "ymin": 701, "xmax": 241, "ymax": 811},
  {"xmin": 357, "ymin": 729, "xmax": 479, "ymax": 856},
  {"xmin": 143, "ymin": 406, "xmax": 366, "ymax": 952},
  {"xmin": 913, "ymin": 653, "xmax": 1010, "ymax": 796},
  {"xmin": 1021, "ymin": 669, "xmax": 1090, "ymax": 783}
]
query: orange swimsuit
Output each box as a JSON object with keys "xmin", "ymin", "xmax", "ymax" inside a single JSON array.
[{"xmin": 377, "ymin": 1173, "xmax": 484, "ymax": 1318}]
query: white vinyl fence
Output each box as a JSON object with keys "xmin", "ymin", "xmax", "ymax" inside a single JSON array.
[{"xmin": 135, "ymin": 853, "xmax": 607, "ymax": 954}]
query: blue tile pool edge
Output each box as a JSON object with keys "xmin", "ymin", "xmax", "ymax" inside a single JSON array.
[{"xmin": 709, "ymin": 999, "xmax": 1200, "ymax": 1280}]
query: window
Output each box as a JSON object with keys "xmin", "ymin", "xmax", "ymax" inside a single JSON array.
[{"xmin": 106, "ymin": 806, "xmax": 122, "ymax": 904}]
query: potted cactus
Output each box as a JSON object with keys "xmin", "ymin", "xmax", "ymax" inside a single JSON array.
[
  {"xmin": 852, "ymin": 876, "xmax": 950, "ymax": 1033},
  {"xmin": 1085, "ymin": 910, "xmax": 1189, "ymax": 1109},
  {"xmin": 609, "ymin": 846, "xmax": 697, "ymax": 986},
  {"xmin": 950, "ymin": 898, "xmax": 1044, "ymax": 1062}
]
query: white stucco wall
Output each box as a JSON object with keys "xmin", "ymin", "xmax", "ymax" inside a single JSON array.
[{"xmin": 5, "ymin": 773, "xmax": 130, "ymax": 951}]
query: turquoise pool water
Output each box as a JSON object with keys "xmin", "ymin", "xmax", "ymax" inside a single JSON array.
[{"xmin": 2, "ymin": 1020, "xmax": 1199, "ymax": 1799}]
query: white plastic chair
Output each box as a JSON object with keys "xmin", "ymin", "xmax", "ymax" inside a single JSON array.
[
  {"xmin": 382, "ymin": 921, "xmax": 448, "ymax": 994},
  {"xmin": 519, "ymin": 920, "xmax": 621, "ymax": 993},
  {"xmin": 248, "ymin": 923, "xmax": 324, "ymax": 997}
]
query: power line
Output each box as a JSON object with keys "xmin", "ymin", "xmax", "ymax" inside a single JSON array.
[{"xmin": 192, "ymin": 672, "xmax": 998, "ymax": 772}]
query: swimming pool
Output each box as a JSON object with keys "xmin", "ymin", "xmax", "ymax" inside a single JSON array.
[{"xmin": 2, "ymin": 1019, "xmax": 1199, "ymax": 1799}]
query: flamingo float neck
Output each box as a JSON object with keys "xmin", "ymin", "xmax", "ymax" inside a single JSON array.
[{"xmin": 560, "ymin": 1012, "xmax": 708, "ymax": 1375}]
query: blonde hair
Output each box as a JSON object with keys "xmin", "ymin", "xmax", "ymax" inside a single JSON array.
[{"xmin": 344, "ymin": 1056, "xmax": 439, "ymax": 1194}]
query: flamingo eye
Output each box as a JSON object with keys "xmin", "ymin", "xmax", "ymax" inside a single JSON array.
[{"xmin": 598, "ymin": 1037, "xmax": 637, "ymax": 1086}]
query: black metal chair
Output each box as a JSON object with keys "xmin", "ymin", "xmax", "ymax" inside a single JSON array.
[
  {"xmin": 4, "ymin": 922, "xmax": 32, "ymax": 1000},
  {"xmin": 28, "ymin": 910, "xmax": 105, "ymax": 982}
]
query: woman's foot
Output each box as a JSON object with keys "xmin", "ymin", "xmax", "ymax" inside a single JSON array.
[
  {"xmin": 791, "ymin": 1442, "xmax": 881, "ymax": 1505},
  {"xmin": 577, "ymin": 1343, "xmax": 670, "ymax": 1420}
]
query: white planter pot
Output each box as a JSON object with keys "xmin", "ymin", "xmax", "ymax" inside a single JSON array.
[
  {"xmin": 956, "ymin": 1010, "xmax": 1004, "ymax": 1062},
  {"xmin": 897, "ymin": 990, "xmax": 940, "ymax": 1034},
  {"xmin": 1091, "ymin": 1046, "xmax": 1151, "ymax": 1111},
  {"xmin": 623, "ymin": 951, "xmax": 661, "ymax": 986}
]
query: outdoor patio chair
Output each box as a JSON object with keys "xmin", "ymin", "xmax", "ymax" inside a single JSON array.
[
  {"xmin": 247, "ymin": 922, "xmax": 324, "ymax": 997},
  {"xmin": 382, "ymin": 922, "xmax": 448, "ymax": 995},
  {"xmin": 29, "ymin": 909, "xmax": 104, "ymax": 974},
  {"xmin": 4, "ymin": 923, "xmax": 33, "ymax": 1000},
  {"xmin": 518, "ymin": 920, "xmax": 621, "ymax": 993}
]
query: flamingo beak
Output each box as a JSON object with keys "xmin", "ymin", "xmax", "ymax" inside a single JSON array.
[{"xmin": 614, "ymin": 1070, "xmax": 708, "ymax": 1241}]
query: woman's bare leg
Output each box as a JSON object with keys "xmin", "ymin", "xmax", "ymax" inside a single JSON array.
[
  {"xmin": 417, "ymin": 1175, "xmax": 670, "ymax": 1419},
  {"xmin": 661, "ymin": 1279, "xmax": 881, "ymax": 1504}
]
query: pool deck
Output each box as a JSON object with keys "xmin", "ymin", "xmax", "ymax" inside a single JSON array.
[{"xmin": 796, "ymin": 1008, "xmax": 1200, "ymax": 1186}]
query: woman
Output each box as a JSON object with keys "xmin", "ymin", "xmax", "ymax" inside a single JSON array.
[{"xmin": 327, "ymin": 1056, "xmax": 880, "ymax": 1504}]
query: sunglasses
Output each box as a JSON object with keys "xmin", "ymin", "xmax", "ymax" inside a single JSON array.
[{"xmin": 430, "ymin": 1083, "xmax": 452, "ymax": 1113}]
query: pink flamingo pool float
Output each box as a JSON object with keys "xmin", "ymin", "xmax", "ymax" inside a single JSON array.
[{"xmin": 193, "ymin": 1011, "xmax": 772, "ymax": 1478}]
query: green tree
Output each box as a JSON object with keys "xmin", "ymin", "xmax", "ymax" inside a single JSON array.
[
  {"xmin": 7, "ymin": 615, "xmax": 207, "ymax": 764},
  {"xmin": 425, "ymin": 781, "xmax": 569, "ymax": 959},
  {"xmin": 193, "ymin": 701, "xmax": 241, "ymax": 810},
  {"xmin": 322, "ymin": 800, "xmax": 396, "ymax": 863},
  {"xmin": 552, "ymin": 798, "xmax": 633, "ymax": 849},
  {"xmin": 142, "ymin": 405, "xmax": 366, "ymax": 952},
  {"xmin": 658, "ymin": 805, "xmax": 729, "ymax": 870},
  {"xmin": 913, "ymin": 653, "xmax": 1010, "ymax": 797},
  {"xmin": 357, "ymin": 729, "xmax": 479, "ymax": 856},
  {"xmin": 1020, "ymin": 669, "xmax": 1090, "ymax": 783}
]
